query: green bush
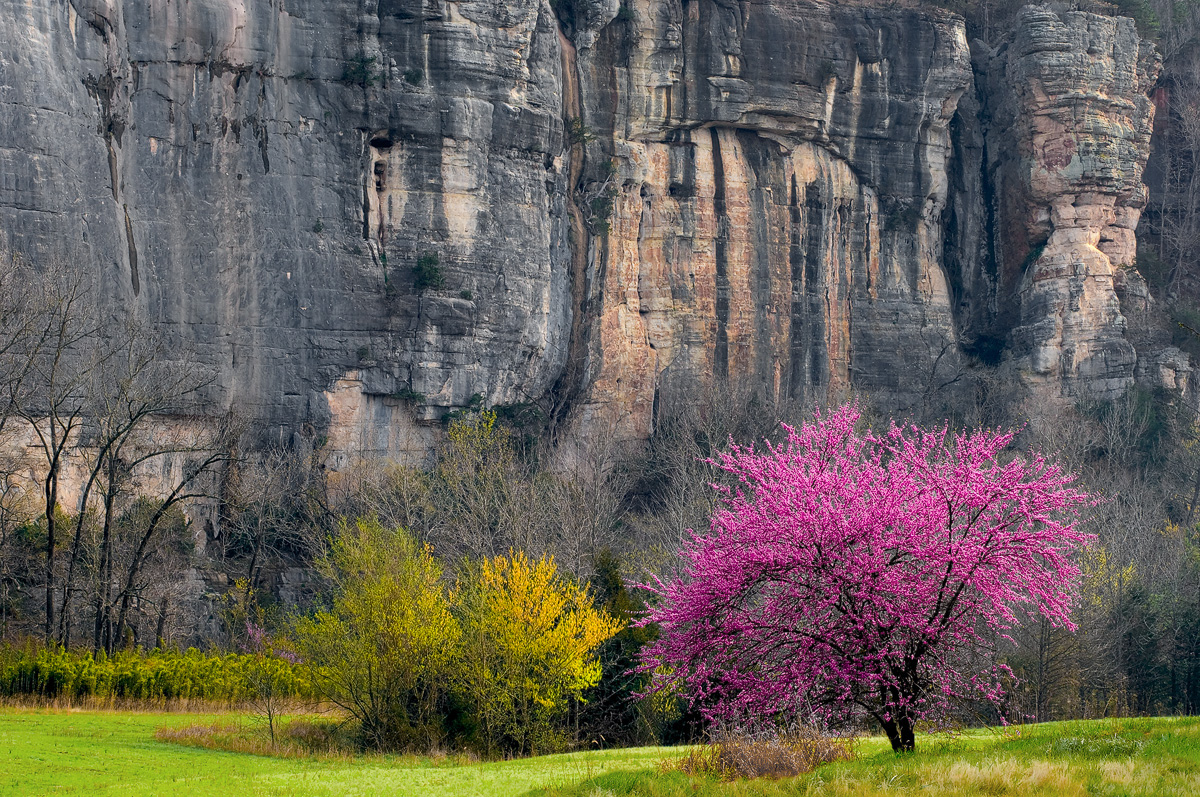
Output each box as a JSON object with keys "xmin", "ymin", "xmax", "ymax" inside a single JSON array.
[
  {"xmin": 343, "ymin": 55, "xmax": 380, "ymax": 87},
  {"xmin": 289, "ymin": 515, "xmax": 622, "ymax": 756},
  {"xmin": 579, "ymin": 550, "xmax": 675, "ymax": 746},
  {"xmin": 413, "ymin": 252, "xmax": 445, "ymax": 292},
  {"xmin": 566, "ymin": 117, "xmax": 595, "ymax": 147},
  {"xmin": 292, "ymin": 519, "xmax": 460, "ymax": 752},
  {"xmin": 391, "ymin": 388, "xmax": 426, "ymax": 405}
]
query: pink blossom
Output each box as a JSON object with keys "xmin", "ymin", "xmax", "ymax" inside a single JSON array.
[
  {"xmin": 640, "ymin": 404, "xmax": 1091, "ymax": 752},
  {"xmin": 243, "ymin": 619, "xmax": 267, "ymax": 654}
]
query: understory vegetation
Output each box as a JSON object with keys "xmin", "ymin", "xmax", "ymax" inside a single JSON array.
[
  {"xmin": 9, "ymin": 372, "xmax": 1200, "ymax": 756},
  {"xmin": 0, "ymin": 642, "xmax": 308, "ymax": 704},
  {"xmin": 289, "ymin": 518, "xmax": 622, "ymax": 755},
  {"xmin": 11, "ymin": 50, "xmax": 1200, "ymax": 755}
]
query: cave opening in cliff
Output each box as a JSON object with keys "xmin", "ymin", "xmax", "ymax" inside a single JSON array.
[{"xmin": 963, "ymin": 333, "xmax": 1006, "ymax": 367}]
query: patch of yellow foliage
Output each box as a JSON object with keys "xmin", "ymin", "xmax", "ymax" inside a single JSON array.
[
  {"xmin": 1080, "ymin": 542, "xmax": 1136, "ymax": 608},
  {"xmin": 457, "ymin": 550, "xmax": 623, "ymax": 756}
]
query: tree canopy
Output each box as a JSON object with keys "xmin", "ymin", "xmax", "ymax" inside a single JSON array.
[{"xmin": 641, "ymin": 404, "xmax": 1092, "ymax": 751}]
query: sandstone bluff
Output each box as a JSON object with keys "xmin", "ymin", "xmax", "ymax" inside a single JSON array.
[{"xmin": 0, "ymin": 0, "xmax": 1182, "ymax": 456}]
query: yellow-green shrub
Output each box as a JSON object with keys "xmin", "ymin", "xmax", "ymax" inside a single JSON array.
[
  {"xmin": 0, "ymin": 641, "xmax": 310, "ymax": 703},
  {"xmin": 292, "ymin": 518, "xmax": 460, "ymax": 751},
  {"xmin": 455, "ymin": 550, "xmax": 623, "ymax": 756}
]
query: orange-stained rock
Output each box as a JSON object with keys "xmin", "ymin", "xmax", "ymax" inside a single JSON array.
[
  {"xmin": 0, "ymin": 0, "xmax": 1168, "ymax": 458},
  {"xmin": 573, "ymin": 0, "xmax": 970, "ymax": 438}
]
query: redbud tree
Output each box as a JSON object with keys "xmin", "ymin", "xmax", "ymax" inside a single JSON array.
[{"xmin": 641, "ymin": 405, "xmax": 1091, "ymax": 752}]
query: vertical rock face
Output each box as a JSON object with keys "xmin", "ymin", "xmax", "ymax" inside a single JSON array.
[
  {"xmin": 0, "ymin": 0, "xmax": 1165, "ymax": 454},
  {"xmin": 368, "ymin": 0, "xmax": 571, "ymax": 416},
  {"xmin": 982, "ymin": 6, "xmax": 1159, "ymax": 399},
  {"xmin": 0, "ymin": 0, "xmax": 571, "ymax": 450},
  {"xmin": 577, "ymin": 0, "xmax": 974, "ymax": 438}
]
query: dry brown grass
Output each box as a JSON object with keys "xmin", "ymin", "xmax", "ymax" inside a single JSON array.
[
  {"xmin": 675, "ymin": 728, "xmax": 856, "ymax": 780},
  {"xmin": 155, "ymin": 717, "xmax": 356, "ymax": 760},
  {"xmin": 155, "ymin": 716, "xmax": 486, "ymax": 764}
]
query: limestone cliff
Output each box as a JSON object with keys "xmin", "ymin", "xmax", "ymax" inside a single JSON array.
[
  {"xmin": 576, "ymin": 0, "xmax": 973, "ymax": 439},
  {"xmin": 0, "ymin": 0, "xmax": 571, "ymax": 458},
  {"xmin": 981, "ymin": 6, "xmax": 1161, "ymax": 399},
  {"xmin": 0, "ymin": 0, "xmax": 1171, "ymax": 455}
]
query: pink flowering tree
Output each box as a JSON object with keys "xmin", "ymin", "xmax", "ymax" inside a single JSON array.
[{"xmin": 641, "ymin": 404, "xmax": 1091, "ymax": 752}]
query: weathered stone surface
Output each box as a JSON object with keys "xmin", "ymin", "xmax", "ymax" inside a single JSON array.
[
  {"xmin": 0, "ymin": 0, "xmax": 1168, "ymax": 455},
  {"xmin": 1136, "ymin": 345, "xmax": 1191, "ymax": 393},
  {"xmin": 0, "ymin": 0, "xmax": 571, "ymax": 451},
  {"xmin": 574, "ymin": 0, "xmax": 974, "ymax": 439},
  {"xmin": 981, "ymin": 5, "xmax": 1159, "ymax": 398}
]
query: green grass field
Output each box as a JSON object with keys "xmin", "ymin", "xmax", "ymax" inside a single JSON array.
[
  {"xmin": 535, "ymin": 718, "xmax": 1200, "ymax": 796},
  {"xmin": 5, "ymin": 709, "xmax": 1200, "ymax": 796},
  {"xmin": 0, "ymin": 708, "xmax": 667, "ymax": 796}
]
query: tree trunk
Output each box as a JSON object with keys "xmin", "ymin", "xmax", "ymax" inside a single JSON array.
[
  {"xmin": 113, "ymin": 454, "xmax": 222, "ymax": 649},
  {"xmin": 898, "ymin": 713, "xmax": 915, "ymax": 752},
  {"xmin": 881, "ymin": 718, "xmax": 902, "ymax": 752},
  {"xmin": 1185, "ymin": 462, "xmax": 1200, "ymax": 527},
  {"xmin": 155, "ymin": 596, "xmax": 169, "ymax": 649},
  {"xmin": 43, "ymin": 458, "xmax": 58, "ymax": 644},
  {"xmin": 93, "ymin": 473, "xmax": 117, "ymax": 655},
  {"xmin": 113, "ymin": 511, "xmax": 165, "ymax": 650},
  {"xmin": 58, "ymin": 453, "xmax": 110, "ymax": 643},
  {"xmin": 880, "ymin": 713, "xmax": 916, "ymax": 752}
]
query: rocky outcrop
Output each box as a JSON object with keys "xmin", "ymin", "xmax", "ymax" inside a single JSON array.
[
  {"xmin": 575, "ymin": 0, "xmax": 974, "ymax": 438},
  {"xmin": 0, "ymin": 0, "xmax": 1167, "ymax": 456},
  {"xmin": 980, "ymin": 6, "xmax": 1160, "ymax": 399},
  {"xmin": 0, "ymin": 0, "xmax": 571, "ymax": 449}
]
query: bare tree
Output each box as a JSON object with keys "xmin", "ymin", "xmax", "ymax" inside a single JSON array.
[
  {"xmin": 52, "ymin": 322, "xmax": 215, "ymax": 646},
  {"xmin": 2, "ymin": 261, "xmax": 98, "ymax": 643},
  {"xmin": 622, "ymin": 384, "xmax": 818, "ymax": 575},
  {"xmin": 222, "ymin": 443, "xmax": 331, "ymax": 598},
  {"xmin": 0, "ymin": 253, "xmax": 44, "ymax": 638},
  {"xmin": 426, "ymin": 410, "xmax": 535, "ymax": 562},
  {"xmin": 545, "ymin": 425, "xmax": 633, "ymax": 578},
  {"xmin": 329, "ymin": 457, "xmax": 437, "ymax": 542},
  {"xmin": 1149, "ymin": 61, "xmax": 1200, "ymax": 298},
  {"xmin": 107, "ymin": 429, "xmax": 231, "ymax": 652}
]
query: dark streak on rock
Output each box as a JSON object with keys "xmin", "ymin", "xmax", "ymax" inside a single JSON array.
[
  {"xmin": 711, "ymin": 127, "xmax": 729, "ymax": 384},
  {"xmin": 123, "ymin": 205, "xmax": 139, "ymax": 297},
  {"xmin": 107, "ymin": 140, "xmax": 119, "ymax": 201}
]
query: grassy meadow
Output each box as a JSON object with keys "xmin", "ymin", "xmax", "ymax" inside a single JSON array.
[
  {"xmin": 6, "ymin": 708, "xmax": 1200, "ymax": 795},
  {"xmin": 0, "ymin": 707, "xmax": 667, "ymax": 796}
]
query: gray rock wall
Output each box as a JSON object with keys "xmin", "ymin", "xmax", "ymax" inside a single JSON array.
[
  {"xmin": 1, "ymin": 0, "xmax": 571, "ymax": 456},
  {"xmin": 0, "ymin": 0, "xmax": 1168, "ymax": 454},
  {"xmin": 981, "ymin": 6, "xmax": 1160, "ymax": 399}
]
